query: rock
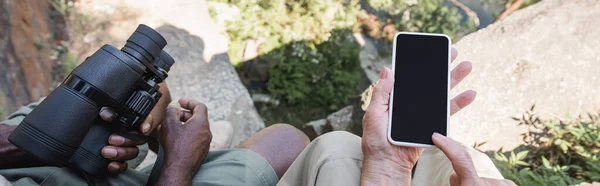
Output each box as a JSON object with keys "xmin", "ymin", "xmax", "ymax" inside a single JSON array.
[
  {"xmin": 157, "ymin": 25, "xmax": 264, "ymax": 148},
  {"xmin": 243, "ymin": 39, "xmax": 259, "ymax": 62},
  {"xmin": 450, "ymin": 0, "xmax": 600, "ymax": 151},
  {"xmin": 251, "ymin": 93, "xmax": 280, "ymax": 106},
  {"xmin": 0, "ymin": 0, "xmax": 57, "ymax": 118},
  {"xmin": 327, "ymin": 106, "xmax": 355, "ymax": 131},
  {"xmin": 209, "ymin": 120, "xmax": 234, "ymax": 150},
  {"xmin": 303, "ymin": 119, "xmax": 328, "ymax": 137},
  {"xmin": 354, "ymin": 33, "xmax": 392, "ymax": 84},
  {"xmin": 304, "ymin": 105, "xmax": 355, "ymax": 138},
  {"xmin": 73, "ymin": 0, "xmax": 266, "ymax": 147}
]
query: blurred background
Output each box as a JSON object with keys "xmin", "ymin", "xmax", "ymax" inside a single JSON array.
[{"xmin": 0, "ymin": 0, "xmax": 598, "ymax": 185}]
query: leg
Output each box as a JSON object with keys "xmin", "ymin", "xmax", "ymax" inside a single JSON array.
[
  {"xmin": 237, "ymin": 124, "xmax": 310, "ymax": 178},
  {"xmin": 412, "ymin": 146, "xmax": 504, "ymax": 186},
  {"xmin": 278, "ymin": 131, "xmax": 363, "ymax": 186}
]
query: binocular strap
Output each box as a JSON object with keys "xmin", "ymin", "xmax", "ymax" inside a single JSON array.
[{"xmin": 117, "ymin": 131, "xmax": 164, "ymax": 186}]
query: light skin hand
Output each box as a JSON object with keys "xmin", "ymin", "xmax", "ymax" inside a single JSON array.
[
  {"xmin": 361, "ymin": 48, "xmax": 477, "ymax": 185},
  {"xmin": 432, "ymin": 133, "xmax": 517, "ymax": 186}
]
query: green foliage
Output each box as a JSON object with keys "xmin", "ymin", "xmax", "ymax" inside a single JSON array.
[
  {"xmin": 48, "ymin": 0, "xmax": 75, "ymax": 16},
  {"xmin": 213, "ymin": 0, "xmax": 365, "ymax": 110},
  {"xmin": 368, "ymin": 0, "xmax": 476, "ymax": 41},
  {"xmin": 265, "ymin": 29, "xmax": 361, "ymax": 110},
  {"xmin": 495, "ymin": 106, "xmax": 600, "ymax": 185},
  {"xmin": 213, "ymin": 0, "xmax": 477, "ymax": 113},
  {"xmin": 218, "ymin": 0, "xmax": 365, "ymax": 65}
]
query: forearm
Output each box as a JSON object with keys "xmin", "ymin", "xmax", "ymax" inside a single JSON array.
[
  {"xmin": 155, "ymin": 162, "xmax": 195, "ymax": 186},
  {"xmin": 361, "ymin": 159, "xmax": 413, "ymax": 186},
  {"xmin": 0, "ymin": 125, "xmax": 43, "ymax": 168}
]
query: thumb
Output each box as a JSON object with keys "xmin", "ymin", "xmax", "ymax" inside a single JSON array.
[
  {"xmin": 449, "ymin": 173, "xmax": 461, "ymax": 186},
  {"xmin": 432, "ymin": 133, "xmax": 478, "ymax": 180},
  {"xmin": 366, "ymin": 67, "xmax": 394, "ymax": 113}
]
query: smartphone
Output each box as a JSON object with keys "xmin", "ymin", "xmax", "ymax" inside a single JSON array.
[{"xmin": 387, "ymin": 32, "xmax": 451, "ymax": 148}]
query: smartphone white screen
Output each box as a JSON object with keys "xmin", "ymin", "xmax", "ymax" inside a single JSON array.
[{"xmin": 389, "ymin": 33, "xmax": 450, "ymax": 146}]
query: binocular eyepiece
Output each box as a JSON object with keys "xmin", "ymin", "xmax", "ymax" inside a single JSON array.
[{"xmin": 8, "ymin": 24, "xmax": 174, "ymax": 177}]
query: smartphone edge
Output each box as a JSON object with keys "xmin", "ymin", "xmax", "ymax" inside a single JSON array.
[{"xmin": 387, "ymin": 32, "xmax": 451, "ymax": 148}]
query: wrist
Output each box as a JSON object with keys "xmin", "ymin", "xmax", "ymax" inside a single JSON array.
[
  {"xmin": 157, "ymin": 161, "xmax": 195, "ymax": 186},
  {"xmin": 361, "ymin": 157, "xmax": 413, "ymax": 186}
]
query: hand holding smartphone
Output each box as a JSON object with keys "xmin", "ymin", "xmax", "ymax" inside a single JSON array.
[{"xmin": 388, "ymin": 32, "xmax": 452, "ymax": 148}]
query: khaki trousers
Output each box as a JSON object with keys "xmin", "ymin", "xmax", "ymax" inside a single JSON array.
[{"xmin": 278, "ymin": 131, "xmax": 503, "ymax": 186}]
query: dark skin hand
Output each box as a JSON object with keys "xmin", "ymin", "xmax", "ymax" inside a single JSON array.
[
  {"xmin": 156, "ymin": 99, "xmax": 212, "ymax": 186},
  {"xmin": 0, "ymin": 83, "xmax": 171, "ymax": 174},
  {"xmin": 100, "ymin": 82, "xmax": 171, "ymax": 174}
]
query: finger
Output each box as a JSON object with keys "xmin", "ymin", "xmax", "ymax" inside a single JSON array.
[
  {"xmin": 99, "ymin": 107, "xmax": 117, "ymax": 122},
  {"xmin": 432, "ymin": 133, "xmax": 478, "ymax": 180},
  {"xmin": 449, "ymin": 173, "xmax": 460, "ymax": 186},
  {"xmin": 108, "ymin": 162, "xmax": 127, "ymax": 174},
  {"xmin": 366, "ymin": 67, "xmax": 394, "ymax": 113},
  {"xmin": 180, "ymin": 110, "xmax": 193, "ymax": 121},
  {"xmin": 451, "ymin": 48, "xmax": 458, "ymax": 63},
  {"xmin": 450, "ymin": 61, "xmax": 472, "ymax": 89},
  {"xmin": 108, "ymin": 134, "xmax": 145, "ymax": 146},
  {"xmin": 140, "ymin": 114, "xmax": 156, "ymax": 135},
  {"xmin": 101, "ymin": 146, "xmax": 139, "ymax": 161},
  {"xmin": 179, "ymin": 99, "xmax": 208, "ymax": 116},
  {"xmin": 450, "ymin": 90, "xmax": 476, "ymax": 116},
  {"xmin": 164, "ymin": 106, "xmax": 182, "ymax": 128}
]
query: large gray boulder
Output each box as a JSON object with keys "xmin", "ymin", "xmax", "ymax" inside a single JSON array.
[
  {"xmin": 77, "ymin": 0, "xmax": 266, "ymax": 147},
  {"xmin": 450, "ymin": 0, "xmax": 600, "ymax": 150},
  {"xmin": 158, "ymin": 25, "xmax": 264, "ymax": 147}
]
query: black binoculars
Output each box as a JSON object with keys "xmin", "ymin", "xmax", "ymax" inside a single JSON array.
[{"xmin": 8, "ymin": 24, "xmax": 173, "ymax": 178}]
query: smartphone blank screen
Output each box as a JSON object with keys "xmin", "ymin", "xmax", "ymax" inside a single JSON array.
[{"xmin": 390, "ymin": 34, "xmax": 450, "ymax": 145}]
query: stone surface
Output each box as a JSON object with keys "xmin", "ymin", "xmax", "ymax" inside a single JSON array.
[
  {"xmin": 303, "ymin": 105, "xmax": 356, "ymax": 138},
  {"xmin": 304, "ymin": 119, "xmax": 328, "ymax": 136},
  {"xmin": 327, "ymin": 105, "xmax": 355, "ymax": 131},
  {"xmin": 450, "ymin": 0, "xmax": 600, "ymax": 151},
  {"xmin": 74, "ymin": 0, "xmax": 266, "ymax": 148},
  {"xmin": 355, "ymin": 33, "xmax": 392, "ymax": 84},
  {"xmin": 0, "ymin": 0, "xmax": 56, "ymax": 118}
]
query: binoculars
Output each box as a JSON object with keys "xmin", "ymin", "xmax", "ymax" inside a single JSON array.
[{"xmin": 8, "ymin": 24, "xmax": 173, "ymax": 177}]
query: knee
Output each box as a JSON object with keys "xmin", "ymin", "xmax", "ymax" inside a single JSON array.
[
  {"xmin": 310, "ymin": 131, "xmax": 362, "ymax": 155},
  {"xmin": 267, "ymin": 123, "xmax": 310, "ymax": 146}
]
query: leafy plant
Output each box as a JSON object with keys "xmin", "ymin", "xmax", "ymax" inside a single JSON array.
[
  {"xmin": 494, "ymin": 106, "xmax": 600, "ymax": 185},
  {"xmin": 365, "ymin": 0, "xmax": 477, "ymax": 41},
  {"xmin": 215, "ymin": 0, "xmax": 366, "ymax": 65},
  {"xmin": 265, "ymin": 29, "xmax": 361, "ymax": 110}
]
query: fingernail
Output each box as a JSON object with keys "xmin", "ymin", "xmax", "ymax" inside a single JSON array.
[
  {"xmin": 108, "ymin": 163, "xmax": 120, "ymax": 172},
  {"xmin": 142, "ymin": 123, "xmax": 151, "ymax": 134},
  {"xmin": 102, "ymin": 147, "xmax": 117, "ymax": 158},
  {"xmin": 99, "ymin": 108, "xmax": 114, "ymax": 120},
  {"xmin": 465, "ymin": 90, "xmax": 477, "ymax": 97},
  {"xmin": 433, "ymin": 132, "xmax": 442, "ymax": 138},
  {"xmin": 109, "ymin": 135, "xmax": 125, "ymax": 145},
  {"xmin": 380, "ymin": 67, "xmax": 387, "ymax": 79}
]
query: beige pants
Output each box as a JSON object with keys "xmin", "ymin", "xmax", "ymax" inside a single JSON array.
[{"xmin": 278, "ymin": 131, "xmax": 503, "ymax": 186}]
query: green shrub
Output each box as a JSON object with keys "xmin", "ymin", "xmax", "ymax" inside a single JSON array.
[
  {"xmin": 212, "ymin": 0, "xmax": 477, "ymax": 113},
  {"xmin": 494, "ymin": 106, "xmax": 600, "ymax": 185},
  {"xmin": 367, "ymin": 0, "xmax": 476, "ymax": 41},
  {"xmin": 265, "ymin": 29, "xmax": 361, "ymax": 110},
  {"xmin": 216, "ymin": 0, "xmax": 365, "ymax": 65}
]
